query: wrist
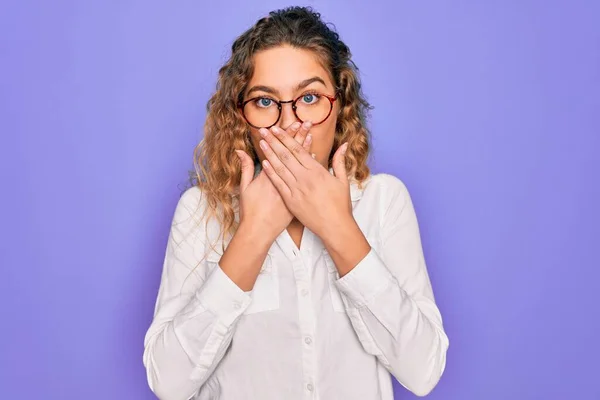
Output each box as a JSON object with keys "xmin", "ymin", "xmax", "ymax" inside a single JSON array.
[
  {"xmin": 318, "ymin": 214, "xmax": 357, "ymax": 246},
  {"xmin": 218, "ymin": 221, "xmax": 274, "ymax": 292},
  {"xmin": 321, "ymin": 217, "xmax": 370, "ymax": 277},
  {"xmin": 237, "ymin": 220, "xmax": 277, "ymax": 252}
]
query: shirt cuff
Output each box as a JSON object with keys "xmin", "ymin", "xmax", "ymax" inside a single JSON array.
[
  {"xmin": 335, "ymin": 248, "xmax": 394, "ymax": 308},
  {"xmin": 196, "ymin": 263, "xmax": 252, "ymax": 321}
]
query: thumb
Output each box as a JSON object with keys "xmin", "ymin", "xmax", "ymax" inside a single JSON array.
[
  {"xmin": 332, "ymin": 142, "xmax": 349, "ymax": 184},
  {"xmin": 235, "ymin": 150, "xmax": 254, "ymax": 192}
]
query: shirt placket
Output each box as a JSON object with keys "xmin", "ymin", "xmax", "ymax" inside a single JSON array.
[{"xmin": 276, "ymin": 230, "xmax": 318, "ymax": 400}]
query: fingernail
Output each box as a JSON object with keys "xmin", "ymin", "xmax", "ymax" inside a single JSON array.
[
  {"xmin": 311, "ymin": 153, "xmax": 316, "ymax": 159},
  {"xmin": 291, "ymin": 122, "xmax": 301, "ymax": 130},
  {"xmin": 342, "ymin": 142, "xmax": 348, "ymax": 154},
  {"xmin": 259, "ymin": 140, "xmax": 268, "ymax": 150},
  {"xmin": 302, "ymin": 121, "xmax": 312, "ymax": 130},
  {"xmin": 259, "ymin": 128, "xmax": 268, "ymax": 138}
]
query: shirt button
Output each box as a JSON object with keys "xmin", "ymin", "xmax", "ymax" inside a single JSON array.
[
  {"xmin": 301, "ymin": 288, "xmax": 309, "ymax": 296},
  {"xmin": 304, "ymin": 336, "xmax": 312, "ymax": 345},
  {"xmin": 306, "ymin": 383, "xmax": 314, "ymax": 391},
  {"xmin": 233, "ymin": 302, "xmax": 241, "ymax": 310}
]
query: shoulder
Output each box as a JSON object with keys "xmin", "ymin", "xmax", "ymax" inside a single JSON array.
[
  {"xmin": 360, "ymin": 172, "xmax": 411, "ymax": 202},
  {"xmin": 171, "ymin": 185, "xmax": 226, "ymax": 246},
  {"xmin": 366, "ymin": 172, "xmax": 408, "ymax": 191},
  {"xmin": 354, "ymin": 172, "xmax": 417, "ymax": 220},
  {"xmin": 179, "ymin": 184, "xmax": 203, "ymax": 204},
  {"xmin": 177, "ymin": 184, "xmax": 203, "ymax": 210},
  {"xmin": 171, "ymin": 185, "xmax": 206, "ymax": 227}
]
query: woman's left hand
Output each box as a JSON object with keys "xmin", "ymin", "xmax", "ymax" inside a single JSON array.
[{"xmin": 258, "ymin": 124, "xmax": 353, "ymax": 239}]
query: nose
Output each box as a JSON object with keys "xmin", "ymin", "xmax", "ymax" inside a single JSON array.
[{"xmin": 279, "ymin": 101, "xmax": 300, "ymax": 130}]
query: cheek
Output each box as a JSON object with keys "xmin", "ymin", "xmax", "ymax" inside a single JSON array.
[
  {"xmin": 324, "ymin": 115, "xmax": 338, "ymax": 142},
  {"xmin": 310, "ymin": 120, "xmax": 336, "ymax": 151},
  {"xmin": 248, "ymin": 128, "xmax": 260, "ymax": 144},
  {"xmin": 243, "ymin": 128, "xmax": 263, "ymax": 159}
]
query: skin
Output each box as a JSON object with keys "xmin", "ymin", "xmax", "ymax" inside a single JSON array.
[
  {"xmin": 245, "ymin": 46, "xmax": 338, "ymax": 171},
  {"xmin": 219, "ymin": 45, "xmax": 371, "ymax": 291}
]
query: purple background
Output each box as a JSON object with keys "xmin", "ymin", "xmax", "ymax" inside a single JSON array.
[{"xmin": 1, "ymin": 1, "xmax": 599, "ymax": 399}]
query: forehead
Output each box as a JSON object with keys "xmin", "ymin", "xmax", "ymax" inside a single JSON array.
[{"xmin": 249, "ymin": 46, "xmax": 334, "ymax": 91}]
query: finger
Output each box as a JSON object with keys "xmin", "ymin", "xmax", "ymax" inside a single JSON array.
[
  {"xmin": 258, "ymin": 135, "xmax": 297, "ymax": 188},
  {"xmin": 267, "ymin": 125, "xmax": 314, "ymax": 172},
  {"xmin": 261, "ymin": 159, "xmax": 292, "ymax": 200},
  {"xmin": 298, "ymin": 121, "xmax": 313, "ymax": 157},
  {"xmin": 302, "ymin": 130, "xmax": 312, "ymax": 152},
  {"xmin": 287, "ymin": 121, "xmax": 302, "ymax": 143},
  {"xmin": 234, "ymin": 149, "xmax": 254, "ymax": 192},
  {"xmin": 303, "ymin": 136, "xmax": 316, "ymax": 159},
  {"xmin": 290, "ymin": 121, "xmax": 317, "ymax": 159},
  {"xmin": 331, "ymin": 142, "xmax": 349, "ymax": 184},
  {"xmin": 293, "ymin": 121, "xmax": 312, "ymax": 147}
]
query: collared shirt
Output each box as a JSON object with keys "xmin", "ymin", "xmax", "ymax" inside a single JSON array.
[{"xmin": 143, "ymin": 168, "xmax": 449, "ymax": 400}]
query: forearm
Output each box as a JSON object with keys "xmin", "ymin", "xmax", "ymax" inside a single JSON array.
[
  {"xmin": 334, "ymin": 250, "xmax": 448, "ymax": 396},
  {"xmin": 320, "ymin": 216, "xmax": 371, "ymax": 277},
  {"xmin": 347, "ymin": 281, "xmax": 448, "ymax": 396},
  {"xmin": 144, "ymin": 307, "xmax": 232, "ymax": 400},
  {"xmin": 219, "ymin": 222, "xmax": 275, "ymax": 291},
  {"xmin": 144, "ymin": 264, "xmax": 252, "ymax": 399}
]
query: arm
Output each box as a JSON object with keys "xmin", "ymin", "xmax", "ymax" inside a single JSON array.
[
  {"xmin": 323, "ymin": 175, "xmax": 449, "ymax": 397},
  {"xmin": 143, "ymin": 187, "xmax": 270, "ymax": 400},
  {"xmin": 253, "ymin": 123, "xmax": 448, "ymax": 394}
]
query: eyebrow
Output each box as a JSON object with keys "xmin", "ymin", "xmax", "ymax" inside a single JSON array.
[{"xmin": 246, "ymin": 76, "xmax": 328, "ymax": 97}]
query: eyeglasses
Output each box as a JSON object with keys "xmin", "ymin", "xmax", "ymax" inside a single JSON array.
[{"xmin": 238, "ymin": 91, "xmax": 338, "ymax": 129}]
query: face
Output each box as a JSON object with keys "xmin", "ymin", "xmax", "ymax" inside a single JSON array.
[{"xmin": 242, "ymin": 45, "xmax": 339, "ymax": 169}]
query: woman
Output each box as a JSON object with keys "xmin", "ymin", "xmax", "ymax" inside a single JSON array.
[{"xmin": 143, "ymin": 6, "xmax": 449, "ymax": 400}]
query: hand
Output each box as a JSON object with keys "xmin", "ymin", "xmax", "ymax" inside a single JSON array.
[
  {"xmin": 258, "ymin": 124, "xmax": 353, "ymax": 239},
  {"xmin": 234, "ymin": 123, "xmax": 313, "ymax": 241}
]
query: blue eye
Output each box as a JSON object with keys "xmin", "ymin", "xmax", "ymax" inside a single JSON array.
[
  {"xmin": 302, "ymin": 93, "xmax": 316, "ymax": 104},
  {"xmin": 257, "ymin": 98, "xmax": 273, "ymax": 108}
]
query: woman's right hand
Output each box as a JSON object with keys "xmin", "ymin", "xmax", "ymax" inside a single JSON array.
[{"xmin": 234, "ymin": 123, "xmax": 312, "ymax": 241}]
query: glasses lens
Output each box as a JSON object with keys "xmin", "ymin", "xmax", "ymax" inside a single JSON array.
[
  {"xmin": 243, "ymin": 98, "xmax": 280, "ymax": 128},
  {"xmin": 295, "ymin": 94, "xmax": 332, "ymax": 125}
]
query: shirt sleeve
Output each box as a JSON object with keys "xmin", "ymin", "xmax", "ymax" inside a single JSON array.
[
  {"xmin": 142, "ymin": 186, "xmax": 252, "ymax": 400},
  {"xmin": 334, "ymin": 174, "xmax": 449, "ymax": 397}
]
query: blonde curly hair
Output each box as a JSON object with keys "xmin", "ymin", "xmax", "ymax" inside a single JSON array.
[{"xmin": 188, "ymin": 6, "xmax": 373, "ymax": 253}]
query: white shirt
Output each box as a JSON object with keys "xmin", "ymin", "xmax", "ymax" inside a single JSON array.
[{"xmin": 143, "ymin": 168, "xmax": 449, "ymax": 400}]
